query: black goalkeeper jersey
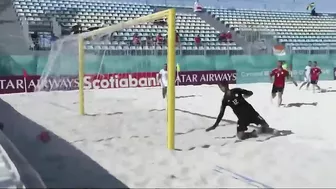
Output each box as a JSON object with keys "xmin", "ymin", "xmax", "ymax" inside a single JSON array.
[{"xmin": 221, "ymin": 88, "xmax": 257, "ymax": 118}]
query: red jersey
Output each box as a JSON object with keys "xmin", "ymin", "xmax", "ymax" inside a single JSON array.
[
  {"xmin": 156, "ymin": 35, "xmax": 163, "ymax": 42},
  {"xmin": 310, "ymin": 67, "xmax": 322, "ymax": 81},
  {"xmin": 194, "ymin": 36, "xmax": 201, "ymax": 43},
  {"xmin": 270, "ymin": 68, "xmax": 289, "ymax": 87},
  {"xmin": 132, "ymin": 36, "xmax": 140, "ymax": 44},
  {"xmin": 176, "ymin": 33, "xmax": 179, "ymax": 42}
]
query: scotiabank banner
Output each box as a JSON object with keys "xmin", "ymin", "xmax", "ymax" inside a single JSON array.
[{"xmin": 0, "ymin": 70, "xmax": 236, "ymax": 94}]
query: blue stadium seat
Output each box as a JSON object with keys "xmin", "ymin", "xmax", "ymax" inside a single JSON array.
[
  {"xmin": 208, "ymin": 8, "xmax": 336, "ymax": 53},
  {"xmin": 14, "ymin": 0, "xmax": 242, "ymax": 54}
]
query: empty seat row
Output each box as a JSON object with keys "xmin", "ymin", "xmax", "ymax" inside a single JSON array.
[
  {"xmin": 88, "ymin": 40, "xmax": 236, "ymax": 46},
  {"xmin": 276, "ymin": 35, "xmax": 336, "ymax": 39},
  {"xmin": 111, "ymin": 37, "xmax": 222, "ymax": 43},
  {"xmin": 209, "ymin": 9, "xmax": 334, "ymax": 18},
  {"xmin": 225, "ymin": 22, "xmax": 336, "ymax": 30},
  {"xmin": 215, "ymin": 14, "xmax": 335, "ymax": 21},
  {"xmin": 208, "ymin": 8, "xmax": 336, "ymax": 51},
  {"xmin": 229, "ymin": 24, "xmax": 336, "ymax": 32},
  {"xmin": 223, "ymin": 18, "xmax": 336, "ymax": 25},
  {"xmin": 33, "ymin": 32, "xmax": 236, "ymax": 51},
  {"xmin": 113, "ymin": 32, "xmax": 218, "ymax": 37},
  {"xmin": 286, "ymin": 42, "xmax": 336, "ymax": 46},
  {"xmin": 291, "ymin": 46, "xmax": 336, "ymax": 50},
  {"xmin": 16, "ymin": 8, "xmax": 152, "ymax": 14},
  {"xmin": 277, "ymin": 32, "xmax": 336, "ymax": 36},
  {"xmin": 16, "ymin": 0, "xmax": 150, "ymax": 7},
  {"xmin": 279, "ymin": 39, "xmax": 336, "ymax": 43},
  {"xmin": 17, "ymin": 0, "xmax": 241, "ymax": 53},
  {"xmin": 84, "ymin": 45, "xmax": 243, "ymax": 51},
  {"xmin": 16, "ymin": 4, "xmax": 151, "ymax": 12},
  {"xmin": 271, "ymin": 28, "xmax": 335, "ymax": 33}
]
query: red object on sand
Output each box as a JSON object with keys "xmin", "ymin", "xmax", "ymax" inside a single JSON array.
[{"xmin": 37, "ymin": 131, "xmax": 51, "ymax": 143}]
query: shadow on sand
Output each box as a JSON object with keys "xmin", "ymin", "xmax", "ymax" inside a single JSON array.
[
  {"xmin": 149, "ymin": 108, "xmax": 293, "ymax": 151},
  {"xmin": 0, "ymin": 98, "xmax": 128, "ymax": 188},
  {"xmin": 319, "ymin": 89, "xmax": 336, "ymax": 93},
  {"xmin": 285, "ymin": 102, "xmax": 318, "ymax": 108},
  {"xmin": 176, "ymin": 95, "xmax": 198, "ymax": 99},
  {"xmin": 86, "ymin": 112, "xmax": 123, "ymax": 117}
]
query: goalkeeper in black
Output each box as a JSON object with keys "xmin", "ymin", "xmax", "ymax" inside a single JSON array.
[{"xmin": 206, "ymin": 82, "xmax": 278, "ymax": 140}]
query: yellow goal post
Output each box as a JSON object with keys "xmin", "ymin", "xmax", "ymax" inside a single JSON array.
[{"xmin": 77, "ymin": 9, "xmax": 176, "ymax": 150}]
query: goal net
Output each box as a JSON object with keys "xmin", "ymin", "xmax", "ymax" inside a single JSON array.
[{"xmin": 35, "ymin": 9, "xmax": 177, "ymax": 149}]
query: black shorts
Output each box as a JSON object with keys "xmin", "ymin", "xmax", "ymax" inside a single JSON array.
[
  {"xmin": 162, "ymin": 87, "xmax": 167, "ymax": 97},
  {"xmin": 311, "ymin": 80, "xmax": 318, "ymax": 84},
  {"xmin": 237, "ymin": 113, "xmax": 266, "ymax": 132},
  {"xmin": 271, "ymin": 85, "xmax": 284, "ymax": 94}
]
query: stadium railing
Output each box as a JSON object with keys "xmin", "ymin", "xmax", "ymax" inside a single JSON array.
[{"xmin": 286, "ymin": 44, "xmax": 336, "ymax": 55}]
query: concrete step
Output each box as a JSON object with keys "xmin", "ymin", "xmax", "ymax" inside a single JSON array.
[{"xmin": 196, "ymin": 10, "xmax": 251, "ymax": 53}]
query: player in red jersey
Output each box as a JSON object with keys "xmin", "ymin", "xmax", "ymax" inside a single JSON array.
[
  {"xmin": 270, "ymin": 61, "xmax": 296, "ymax": 107},
  {"xmin": 310, "ymin": 61, "xmax": 322, "ymax": 93}
]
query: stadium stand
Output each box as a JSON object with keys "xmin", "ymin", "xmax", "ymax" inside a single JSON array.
[
  {"xmin": 13, "ymin": 0, "xmax": 243, "ymax": 54},
  {"xmin": 207, "ymin": 8, "xmax": 336, "ymax": 54},
  {"xmin": 10, "ymin": 0, "xmax": 336, "ymax": 55}
]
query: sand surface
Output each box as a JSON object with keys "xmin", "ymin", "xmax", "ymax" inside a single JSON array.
[{"xmin": 1, "ymin": 81, "xmax": 336, "ymax": 188}]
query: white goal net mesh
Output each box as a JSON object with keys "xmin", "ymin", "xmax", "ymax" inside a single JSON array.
[
  {"xmin": 33, "ymin": 12, "xmax": 178, "ymax": 116},
  {"xmin": 35, "ymin": 14, "xmax": 172, "ymax": 97}
]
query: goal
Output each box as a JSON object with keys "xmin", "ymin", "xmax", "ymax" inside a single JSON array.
[{"xmin": 36, "ymin": 9, "xmax": 177, "ymax": 149}]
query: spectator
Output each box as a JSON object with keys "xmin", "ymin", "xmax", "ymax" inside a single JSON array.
[
  {"xmin": 30, "ymin": 31, "xmax": 39, "ymax": 50},
  {"xmin": 31, "ymin": 31, "xmax": 38, "ymax": 40},
  {"xmin": 307, "ymin": 2, "xmax": 317, "ymax": 16},
  {"xmin": 225, "ymin": 31, "xmax": 232, "ymax": 42},
  {"xmin": 71, "ymin": 22, "xmax": 82, "ymax": 34},
  {"xmin": 193, "ymin": 0, "xmax": 203, "ymax": 12},
  {"xmin": 132, "ymin": 33, "xmax": 140, "ymax": 46},
  {"xmin": 39, "ymin": 35, "xmax": 50, "ymax": 50},
  {"xmin": 109, "ymin": 32, "xmax": 115, "ymax": 43},
  {"xmin": 146, "ymin": 34, "xmax": 153, "ymax": 46},
  {"xmin": 49, "ymin": 32, "xmax": 58, "ymax": 48},
  {"xmin": 156, "ymin": 33, "xmax": 164, "ymax": 46},
  {"xmin": 165, "ymin": 30, "xmax": 180, "ymax": 45},
  {"xmin": 218, "ymin": 31, "xmax": 226, "ymax": 42},
  {"xmin": 194, "ymin": 34, "xmax": 201, "ymax": 46},
  {"xmin": 50, "ymin": 32, "xmax": 58, "ymax": 42},
  {"xmin": 175, "ymin": 30, "xmax": 180, "ymax": 45}
]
